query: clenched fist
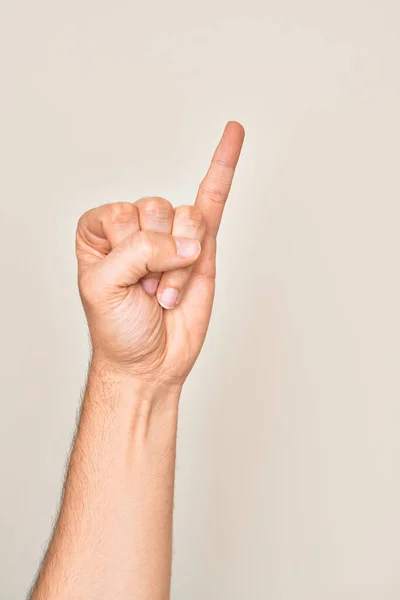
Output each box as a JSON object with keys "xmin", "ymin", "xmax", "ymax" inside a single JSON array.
[{"xmin": 76, "ymin": 122, "xmax": 244, "ymax": 387}]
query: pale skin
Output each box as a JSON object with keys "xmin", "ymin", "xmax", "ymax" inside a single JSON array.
[{"xmin": 29, "ymin": 121, "xmax": 245, "ymax": 600}]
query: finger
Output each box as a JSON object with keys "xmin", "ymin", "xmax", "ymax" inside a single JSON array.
[
  {"xmin": 92, "ymin": 231, "xmax": 201, "ymax": 289},
  {"xmin": 191, "ymin": 121, "xmax": 244, "ymax": 283},
  {"xmin": 157, "ymin": 205, "xmax": 206, "ymax": 309},
  {"xmin": 134, "ymin": 197, "xmax": 174, "ymax": 295},
  {"xmin": 179, "ymin": 122, "xmax": 244, "ymax": 331},
  {"xmin": 76, "ymin": 202, "xmax": 140, "ymax": 266},
  {"xmin": 194, "ymin": 121, "xmax": 245, "ymax": 238}
]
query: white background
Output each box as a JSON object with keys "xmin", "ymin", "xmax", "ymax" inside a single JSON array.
[{"xmin": 1, "ymin": 1, "xmax": 400, "ymax": 598}]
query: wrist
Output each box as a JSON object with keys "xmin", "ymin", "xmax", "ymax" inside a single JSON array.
[
  {"xmin": 79, "ymin": 360, "xmax": 181, "ymax": 461},
  {"xmin": 86, "ymin": 354, "xmax": 183, "ymax": 417}
]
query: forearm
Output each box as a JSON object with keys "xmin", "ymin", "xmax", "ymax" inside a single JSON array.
[{"xmin": 31, "ymin": 362, "xmax": 181, "ymax": 600}]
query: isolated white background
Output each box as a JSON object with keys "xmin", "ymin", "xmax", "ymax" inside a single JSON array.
[{"xmin": 1, "ymin": 1, "xmax": 400, "ymax": 598}]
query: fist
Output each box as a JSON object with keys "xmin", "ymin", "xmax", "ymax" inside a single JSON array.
[{"xmin": 76, "ymin": 122, "xmax": 245, "ymax": 387}]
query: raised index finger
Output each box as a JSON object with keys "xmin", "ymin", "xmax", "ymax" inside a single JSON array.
[{"xmin": 194, "ymin": 121, "xmax": 245, "ymax": 237}]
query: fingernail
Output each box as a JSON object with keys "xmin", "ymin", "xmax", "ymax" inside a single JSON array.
[
  {"xmin": 141, "ymin": 278, "xmax": 159, "ymax": 295},
  {"xmin": 176, "ymin": 238, "xmax": 201, "ymax": 259},
  {"xmin": 159, "ymin": 288, "xmax": 179, "ymax": 309}
]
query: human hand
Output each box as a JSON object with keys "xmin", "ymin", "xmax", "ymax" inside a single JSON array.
[{"xmin": 76, "ymin": 122, "xmax": 244, "ymax": 387}]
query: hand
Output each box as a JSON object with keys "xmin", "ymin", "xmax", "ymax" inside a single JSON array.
[{"xmin": 76, "ymin": 122, "xmax": 245, "ymax": 387}]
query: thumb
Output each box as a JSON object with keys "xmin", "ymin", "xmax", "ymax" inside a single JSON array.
[{"xmin": 93, "ymin": 230, "xmax": 201, "ymax": 288}]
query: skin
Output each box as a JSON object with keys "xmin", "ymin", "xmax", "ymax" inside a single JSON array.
[{"xmin": 29, "ymin": 121, "xmax": 245, "ymax": 600}]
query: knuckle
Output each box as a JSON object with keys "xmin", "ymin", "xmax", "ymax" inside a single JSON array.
[
  {"xmin": 213, "ymin": 158, "xmax": 234, "ymax": 169},
  {"xmin": 106, "ymin": 202, "xmax": 138, "ymax": 226},
  {"xmin": 199, "ymin": 178, "xmax": 230, "ymax": 204},
  {"xmin": 76, "ymin": 209, "xmax": 90, "ymax": 232},
  {"xmin": 76, "ymin": 209, "xmax": 95, "ymax": 252},
  {"xmin": 175, "ymin": 205, "xmax": 204, "ymax": 229},
  {"xmin": 139, "ymin": 196, "xmax": 173, "ymax": 223}
]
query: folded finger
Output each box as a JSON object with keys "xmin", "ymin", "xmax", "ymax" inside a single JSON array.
[
  {"xmin": 76, "ymin": 202, "xmax": 140, "ymax": 267},
  {"xmin": 134, "ymin": 196, "xmax": 174, "ymax": 295},
  {"xmin": 157, "ymin": 205, "xmax": 206, "ymax": 309}
]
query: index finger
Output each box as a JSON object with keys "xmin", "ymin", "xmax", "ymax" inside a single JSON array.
[{"xmin": 194, "ymin": 121, "xmax": 245, "ymax": 237}]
